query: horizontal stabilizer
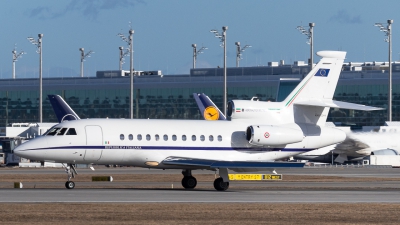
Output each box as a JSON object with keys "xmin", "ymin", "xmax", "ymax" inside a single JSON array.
[
  {"xmin": 294, "ymin": 100, "xmax": 383, "ymax": 111},
  {"xmin": 162, "ymin": 157, "xmax": 304, "ymax": 168}
]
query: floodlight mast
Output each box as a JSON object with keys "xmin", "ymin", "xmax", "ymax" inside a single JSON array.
[
  {"xmin": 12, "ymin": 47, "xmax": 26, "ymax": 79},
  {"xmin": 296, "ymin": 22, "xmax": 315, "ymax": 68},
  {"xmin": 235, "ymin": 42, "xmax": 251, "ymax": 67},
  {"xmin": 79, "ymin": 48, "xmax": 94, "ymax": 77},
  {"xmin": 119, "ymin": 46, "xmax": 129, "ymax": 70},
  {"xmin": 117, "ymin": 28, "xmax": 135, "ymax": 119},
  {"xmin": 210, "ymin": 26, "xmax": 228, "ymax": 116},
  {"xmin": 375, "ymin": 19, "xmax": 394, "ymax": 121},
  {"xmin": 192, "ymin": 44, "xmax": 207, "ymax": 68},
  {"xmin": 27, "ymin": 33, "xmax": 43, "ymax": 123}
]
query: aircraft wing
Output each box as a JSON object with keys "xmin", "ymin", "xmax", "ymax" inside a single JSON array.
[
  {"xmin": 294, "ymin": 99, "xmax": 383, "ymax": 111},
  {"xmin": 162, "ymin": 156, "xmax": 305, "ymax": 168}
]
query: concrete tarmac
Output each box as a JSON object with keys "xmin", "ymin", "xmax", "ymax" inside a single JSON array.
[
  {"xmin": 1, "ymin": 188, "xmax": 400, "ymax": 203},
  {"xmin": 0, "ymin": 166, "xmax": 400, "ymax": 203}
]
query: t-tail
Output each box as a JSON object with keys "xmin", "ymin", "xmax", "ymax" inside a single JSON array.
[
  {"xmin": 193, "ymin": 93, "xmax": 226, "ymax": 120},
  {"xmin": 48, "ymin": 95, "xmax": 80, "ymax": 123}
]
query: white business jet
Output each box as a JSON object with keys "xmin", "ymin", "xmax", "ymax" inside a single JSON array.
[{"xmin": 14, "ymin": 51, "xmax": 380, "ymax": 191}]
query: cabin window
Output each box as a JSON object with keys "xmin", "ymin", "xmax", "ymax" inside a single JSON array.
[
  {"xmin": 137, "ymin": 134, "xmax": 142, "ymax": 141},
  {"xmin": 65, "ymin": 128, "xmax": 77, "ymax": 135},
  {"xmin": 146, "ymin": 134, "xmax": 151, "ymax": 141},
  {"xmin": 163, "ymin": 134, "xmax": 168, "ymax": 141},
  {"xmin": 218, "ymin": 135, "xmax": 222, "ymax": 142},
  {"xmin": 192, "ymin": 135, "xmax": 196, "ymax": 141},
  {"xmin": 200, "ymin": 135, "xmax": 205, "ymax": 141},
  {"xmin": 209, "ymin": 135, "xmax": 214, "ymax": 142},
  {"xmin": 182, "ymin": 135, "xmax": 187, "ymax": 141},
  {"xmin": 155, "ymin": 134, "xmax": 160, "ymax": 141},
  {"xmin": 120, "ymin": 134, "xmax": 125, "ymax": 140},
  {"xmin": 172, "ymin": 135, "xmax": 177, "ymax": 141},
  {"xmin": 128, "ymin": 134, "xmax": 133, "ymax": 140},
  {"xmin": 57, "ymin": 128, "xmax": 68, "ymax": 136},
  {"xmin": 47, "ymin": 128, "xmax": 60, "ymax": 136}
]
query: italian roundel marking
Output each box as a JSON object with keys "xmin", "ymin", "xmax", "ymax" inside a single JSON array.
[{"xmin": 264, "ymin": 132, "xmax": 270, "ymax": 138}]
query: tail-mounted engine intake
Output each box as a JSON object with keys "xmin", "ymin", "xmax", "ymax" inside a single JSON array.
[{"xmin": 246, "ymin": 125, "xmax": 304, "ymax": 146}]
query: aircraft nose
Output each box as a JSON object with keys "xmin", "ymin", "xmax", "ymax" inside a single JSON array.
[
  {"xmin": 13, "ymin": 143, "xmax": 29, "ymax": 158},
  {"xmin": 13, "ymin": 139, "xmax": 43, "ymax": 160}
]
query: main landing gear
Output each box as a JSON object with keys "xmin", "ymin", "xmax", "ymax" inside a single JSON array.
[
  {"xmin": 63, "ymin": 163, "xmax": 78, "ymax": 189},
  {"xmin": 181, "ymin": 169, "xmax": 197, "ymax": 189},
  {"xmin": 181, "ymin": 168, "xmax": 230, "ymax": 191}
]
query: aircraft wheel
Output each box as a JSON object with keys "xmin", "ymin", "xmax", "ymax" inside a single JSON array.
[
  {"xmin": 65, "ymin": 181, "xmax": 75, "ymax": 189},
  {"xmin": 181, "ymin": 176, "xmax": 197, "ymax": 189},
  {"xmin": 213, "ymin": 177, "xmax": 229, "ymax": 191}
]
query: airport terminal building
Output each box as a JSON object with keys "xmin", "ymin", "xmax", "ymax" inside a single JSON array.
[{"xmin": 0, "ymin": 60, "xmax": 400, "ymax": 127}]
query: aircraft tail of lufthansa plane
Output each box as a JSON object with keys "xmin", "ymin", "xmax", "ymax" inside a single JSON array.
[
  {"xmin": 193, "ymin": 93, "xmax": 226, "ymax": 121},
  {"xmin": 48, "ymin": 95, "xmax": 80, "ymax": 123}
]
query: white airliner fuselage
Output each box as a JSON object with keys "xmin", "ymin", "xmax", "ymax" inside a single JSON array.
[
  {"xmin": 16, "ymin": 119, "xmax": 345, "ymax": 167},
  {"xmin": 15, "ymin": 50, "xmax": 381, "ymax": 191}
]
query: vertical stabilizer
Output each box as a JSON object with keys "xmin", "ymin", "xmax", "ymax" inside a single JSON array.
[
  {"xmin": 193, "ymin": 93, "xmax": 226, "ymax": 120},
  {"xmin": 48, "ymin": 95, "xmax": 80, "ymax": 122},
  {"xmin": 283, "ymin": 51, "xmax": 346, "ymax": 125}
]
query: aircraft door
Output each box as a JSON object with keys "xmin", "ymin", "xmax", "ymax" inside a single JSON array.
[{"xmin": 84, "ymin": 125, "xmax": 103, "ymax": 161}]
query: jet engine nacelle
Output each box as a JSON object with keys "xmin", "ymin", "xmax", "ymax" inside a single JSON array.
[{"xmin": 246, "ymin": 124, "xmax": 304, "ymax": 146}]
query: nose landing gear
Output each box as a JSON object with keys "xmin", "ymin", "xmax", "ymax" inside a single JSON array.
[{"xmin": 63, "ymin": 163, "xmax": 78, "ymax": 189}]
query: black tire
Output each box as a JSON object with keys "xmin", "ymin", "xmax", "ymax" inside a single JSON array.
[
  {"xmin": 181, "ymin": 176, "xmax": 197, "ymax": 189},
  {"xmin": 65, "ymin": 181, "xmax": 75, "ymax": 189},
  {"xmin": 213, "ymin": 177, "xmax": 229, "ymax": 191}
]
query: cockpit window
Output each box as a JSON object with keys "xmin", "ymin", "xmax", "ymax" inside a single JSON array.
[
  {"xmin": 43, "ymin": 125, "xmax": 58, "ymax": 136},
  {"xmin": 57, "ymin": 128, "xmax": 68, "ymax": 135},
  {"xmin": 46, "ymin": 128, "xmax": 61, "ymax": 136},
  {"xmin": 66, "ymin": 128, "xmax": 77, "ymax": 135}
]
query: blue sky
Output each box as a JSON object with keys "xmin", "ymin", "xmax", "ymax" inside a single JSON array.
[{"xmin": 0, "ymin": 0, "xmax": 400, "ymax": 78}]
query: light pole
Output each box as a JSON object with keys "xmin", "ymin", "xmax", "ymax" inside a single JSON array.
[
  {"xmin": 375, "ymin": 20, "xmax": 394, "ymax": 121},
  {"xmin": 27, "ymin": 34, "xmax": 43, "ymax": 123},
  {"xmin": 79, "ymin": 48, "xmax": 94, "ymax": 77},
  {"xmin": 210, "ymin": 26, "xmax": 228, "ymax": 116},
  {"xmin": 119, "ymin": 46, "xmax": 129, "ymax": 70},
  {"xmin": 235, "ymin": 42, "xmax": 251, "ymax": 67},
  {"xmin": 191, "ymin": 44, "xmax": 207, "ymax": 68},
  {"xmin": 296, "ymin": 23, "xmax": 315, "ymax": 67},
  {"xmin": 12, "ymin": 47, "xmax": 26, "ymax": 79},
  {"xmin": 118, "ymin": 29, "xmax": 134, "ymax": 119}
]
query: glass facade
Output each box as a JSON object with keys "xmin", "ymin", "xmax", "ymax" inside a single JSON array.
[{"xmin": 0, "ymin": 70, "xmax": 398, "ymax": 127}]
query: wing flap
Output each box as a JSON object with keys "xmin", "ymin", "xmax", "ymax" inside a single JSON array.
[
  {"xmin": 294, "ymin": 99, "xmax": 383, "ymax": 111},
  {"xmin": 162, "ymin": 156, "xmax": 304, "ymax": 168}
]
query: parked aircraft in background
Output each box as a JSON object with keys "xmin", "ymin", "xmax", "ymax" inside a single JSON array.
[
  {"xmin": 48, "ymin": 95, "xmax": 80, "ymax": 122},
  {"xmin": 193, "ymin": 93, "xmax": 226, "ymax": 121},
  {"xmin": 15, "ymin": 51, "xmax": 381, "ymax": 191},
  {"xmin": 295, "ymin": 127, "xmax": 400, "ymax": 163}
]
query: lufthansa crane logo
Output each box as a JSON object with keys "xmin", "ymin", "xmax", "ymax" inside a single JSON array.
[
  {"xmin": 204, "ymin": 106, "xmax": 219, "ymax": 120},
  {"xmin": 264, "ymin": 132, "xmax": 270, "ymax": 138}
]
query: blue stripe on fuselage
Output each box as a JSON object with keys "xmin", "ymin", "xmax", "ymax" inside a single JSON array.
[{"xmin": 16, "ymin": 145, "xmax": 313, "ymax": 152}]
